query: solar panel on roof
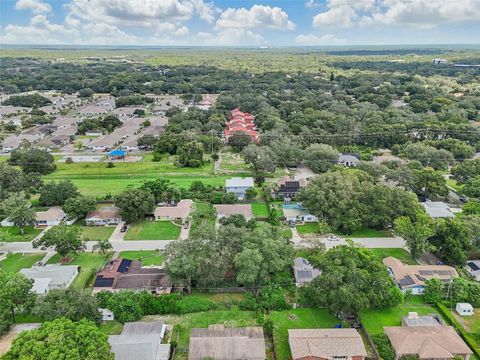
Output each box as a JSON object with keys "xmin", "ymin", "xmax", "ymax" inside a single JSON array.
[
  {"xmin": 419, "ymin": 270, "xmax": 433, "ymax": 276},
  {"xmin": 399, "ymin": 275, "xmax": 415, "ymax": 286},
  {"xmin": 297, "ymin": 270, "xmax": 313, "ymax": 279},
  {"xmin": 118, "ymin": 259, "xmax": 132, "ymax": 273},
  {"xmin": 94, "ymin": 277, "xmax": 114, "ymax": 287},
  {"xmin": 467, "ymin": 262, "xmax": 480, "ymax": 271}
]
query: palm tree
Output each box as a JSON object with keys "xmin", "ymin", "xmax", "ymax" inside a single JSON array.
[{"xmin": 92, "ymin": 240, "xmax": 113, "ymax": 257}]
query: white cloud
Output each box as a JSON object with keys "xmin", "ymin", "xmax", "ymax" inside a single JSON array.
[
  {"xmin": 197, "ymin": 29, "xmax": 266, "ymax": 46},
  {"xmin": 295, "ymin": 33, "xmax": 346, "ymax": 45},
  {"xmin": 215, "ymin": 5, "xmax": 295, "ymax": 30},
  {"xmin": 305, "ymin": 0, "xmax": 319, "ymax": 8},
  {"xmin": 313, "ymin": 0, "xmax": 480, "ymax": 29},
  {"xmin": 313, "ymin": 5, "xmax": 357, "ymax": 28},
  {"xmin": 15, "ymin": 0, "xmax": 51, "ymax": 14}
]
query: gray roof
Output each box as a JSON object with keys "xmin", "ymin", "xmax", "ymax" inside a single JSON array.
[
  {"xmin": 121, "ymin": 321, "xmax": 164, "ymax": 336},
  {"xmin": 189, "ymin": 325, "xmax": 266, "ymax": 360},
  {"xmin": 403, "ymin": 313, "xmax": 442, "ymax": 327},
  {"xmin": 293, "ymin": 257, "xmax": 321, "ymax": 286},
  {"xmin": 226, "ymin": 177, "xmax": 254, "ymax": 188},
  {"xmin": 422, "ymin": 201, "xmax": 454, "ymax": 218},
  {"xmin": 20, "ymin": 264, "xmax": 78, "ymax": 290}
]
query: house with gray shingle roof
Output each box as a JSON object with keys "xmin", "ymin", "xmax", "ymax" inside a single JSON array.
[
  {"xmin": 293, "ymin": 257, "xmax": 321, "ymax": 287},
  {"xmin": 20, "ymin": 264, "xmax": 79, "ymax": 294}
]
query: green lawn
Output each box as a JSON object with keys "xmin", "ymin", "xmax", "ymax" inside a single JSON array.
[
  {"xmin": 270, "ymin": 308, "xmax": 346, "ymax": 360},
  {"xmin": 0, "ymin": 226, "xmax": 43, "ymax": 242},
  {"xmin": 168, "ymin": 310, "xmax": 258, "ymax": 360},
  {"xmin": 296, "ymin": 223, "xmax": 321, "ymax": 235},
  {"xmin": 446, "ymin": 178, "xmax": 464, "ymax": 192},
  {"xmin": 188, "ymin": 292, "xmax": 248, "ymax": 306},
  {"xmin": 124, "ymin": 221, "xmax": 181, "ymax": 240},
  {"xmin": 251, "ymin": 203, "xmax": 270, "ymax": 218},
  {"xmin": 370, "ymin": 248, "xmax": 418, "ymax": 265},
  {"xmin": 47, "ymin": 252, "xmax": 111, "ymax": 289},
  {"xmin": 0, "ymin": 253, "xmax": 46, "ymax": 273},
  {"xmin": 81, "ymin": 226, "xmax": 115, "ymax": 241},
  {"xmin": 337, "ymin": 228, "xmax": 393, "ymax": 238},
  {"xmin": 219, "ymin": 149, "xmax": 252, "ymax": 172},
  {"xmin": 360, "ymin": 297, "xmax": 439, "ymax": 335},
  {"xmin": 99, "ymin": 321, "xmax": 124, "ymax": 335},
  {"xmin": 119, "ymin": 250, "xmax": 165, "ymax": 266}
]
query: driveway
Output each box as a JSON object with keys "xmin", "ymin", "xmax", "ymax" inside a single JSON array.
[
  {"xmin": 108, "ymin": 221, "xmax": 126, "ymax": 242},
  {"xmin": 180, "ymin": 224, "xmax": 190, "ymax": 240}
]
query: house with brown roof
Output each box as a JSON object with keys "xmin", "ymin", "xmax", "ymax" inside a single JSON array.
[
  {"xmin": 188, "ymin": 324, "xmax": 266, "ymax": 360},
  {"xmin": 93, "ymin": 258, "xmax": 171, "ymax": 295},
  {"xmin": 384, "ymin": 325, "xmax": 472, "ymax": 360},
  {"xmin": 288, "ymin": 328, "xmax": 368, "ymax": 360},
  {"xmin": 154, "ymin": 199, "xmax": 193, "ymax": 224},
  {"xmin": 383, "ymin": 257, "xmax": 457, "ymax": 295},
  {"xmin": 85, "ymin": 206, "xmax": 122, "ymax": 226},
  {"xmin": 214, "ymin": 204, "xmax": 253, "ymax": 221}
]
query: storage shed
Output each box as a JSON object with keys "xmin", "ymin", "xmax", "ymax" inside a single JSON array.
[{"xmin": 456, "ymin": 303, "xmax": 474, "ymax": 316}]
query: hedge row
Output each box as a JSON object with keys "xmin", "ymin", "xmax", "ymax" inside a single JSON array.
[{"xmin": 436, "ymin": 303, "xmax": 480, "ymax": 359}]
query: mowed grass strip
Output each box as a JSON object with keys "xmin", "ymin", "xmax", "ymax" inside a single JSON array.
[
  {"xmin": 251, "ymin": 203, "xmax": 270, "ymax": 218},
  {"xmin": 0, "ymin": 253, "xmax": 46, "ymax": 273},
  {"xmin": 0, "ymin": 226, "xmax": 43, "ymax": 242},
  {"xmin": 270, "ymin": 308, "xmax": 345, "ymax": 360},
  {"xmin": 47, "ymin": 252, "xmax": 111, "ymax": 289},
  {"xmin": 359, "ymin": 297, "xmax": 439, "ymax": 335},
  {"xmin": 124, "ymin": 221, "xmax": 181, "ymax": 240},
  {"xmin": 119, "ymin": 250, "xmax": 165, "ymax": 266},
  {"xmin": 80, "ymin": 226, "xmax": 115, "ymax": 241}
]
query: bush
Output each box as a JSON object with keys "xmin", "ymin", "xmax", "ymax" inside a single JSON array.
[
  {"xmin": 372, "ymin": 334, "xmax": 395, "ymax": 360},
  {"xmin": 176, "ymin": 296, "xmax": 217, "ymax": 314}
]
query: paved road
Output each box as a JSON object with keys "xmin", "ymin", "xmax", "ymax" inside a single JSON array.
[
  {"xmin": 1, "ymin": 240, "xmax": 174, "ymax": 253},
  {"xmin": 323, "ymin": 236, "xmax": 406, "ymax": 249}
]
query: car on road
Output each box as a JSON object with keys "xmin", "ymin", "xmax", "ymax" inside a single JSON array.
[
  {"xmin": 327, "ymin": 235, "xmax": 340, "ymax": 241},
  {"xmin": 120, "ymin": 225, "xmax": 128, "ymax": 233}
]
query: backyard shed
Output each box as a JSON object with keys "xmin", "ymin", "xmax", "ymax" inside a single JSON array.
[{"xmin": 456, "ymin": 303, "xmax": 474, "ymax": 316}]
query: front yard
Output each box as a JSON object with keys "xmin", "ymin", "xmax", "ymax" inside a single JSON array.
[
  {"xmin": 359, "ymin": 296, "xmax": 439, "ymax": 335},
  {"xmin": 251, "ymin": 203, "xmax": 270, "ymax": 218},
  {"xmin": 0, "ymin": 253, "xmax": 46, "ymax": 273},
  {"xmin": 370, "ymin": 248, "xmax": 418, "ymax": 265},
  {"xmin": 80, "ymin": 226, "xmax": 115, "ymax": 241},
  {"xmin": 270, "ymin": 308, "xmax": 345, "ymax": 360},
  {"xmin": 0, "ymin": 226, "xmax": 43, "ymax": 242},
  {"xmin": 124, "ymin": 221, "xmax": 181, "ymax": 240},
  {"xmin": 296, "ymin": 223, "xmax": 321, "ymax": 235},
  {"xmin": 47, "ymin": 252, "xmax": 111, "ymax": 289},
  {"xmin": 119, "ymin": 250, "xmax": 165, "ymax": 266}
]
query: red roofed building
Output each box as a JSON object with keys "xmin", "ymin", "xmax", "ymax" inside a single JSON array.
[{"xmin": 224, "ymin": 108, "xmax": 259, "ymax": 143}]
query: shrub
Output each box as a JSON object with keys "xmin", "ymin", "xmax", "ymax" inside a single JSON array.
[
  {"xmin": 372, "ymin": 334, "xmax": 395, "ymax": 360},
  {"xmin": 176, "ymin": 296, "xmax": 217, "ymax": 314}
]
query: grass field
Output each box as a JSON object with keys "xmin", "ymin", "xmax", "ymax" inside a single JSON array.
[
  {"xmin": 47, "ymin": 252, "xmax": 111, "ymax": 289},
  {"xmin": 251, "ymin": 203, "xmax": 270, "ymax": 218},
  {"xmin": 168, "ymin": 310, "xmax": 258, "ymax": 360},
  {"xmin": 80, "ymin": 226, "xmax": 115, "ymax": 241},
  {"xmin": 0, "ymin": 253, "xmax": 46, "ymax": 273},
  {"xmin": 270, "ymin": 308, "xmax": 345, "ymax": 360},
  {"xmin": 219, "ymin": 149, "xmax": 252, "ymax": 172},
  {"xmin": 42, "ymin": 155, "xmax": 230, "ymax": 196},
  {"xmin": 119, "ymin": 250, "xmax": 165, "ymax": 266},
  {"xmin": 0, "ymin": 226, "xmax": 43, "ymax": 242},
  {"xmin": 296, "ymin": 223, "xmax": 321, "ymax": 235},
  {"xmin": 124, "ymin": 221, "xmax": 181, "ymax": 240},
  {"xmin": 370, "ymin": 248, "xmax": 417, "ymax": 264},
  {"xmin": 360, "ymin": 297, "xmax": 439, "ymax": 335}
]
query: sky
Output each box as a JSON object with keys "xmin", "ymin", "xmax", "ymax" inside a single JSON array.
[{"xmin": 1, "ymin": 0, "xmax": 479, "ymax": 46}]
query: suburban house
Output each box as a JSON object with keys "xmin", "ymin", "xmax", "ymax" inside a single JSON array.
[
  {"xmin": 422, "ymin": 201, "xmax": 455, "ymax": 218},
  {"xmin": 224, "ymin": 109, "xmax": 259, "ymax": 143},
  {"xmin": 85, "ymin": 207, "xmax": 122, "ymax": 226},
  {"xmin": 214, "ymin": 204, "xmax": 253, "ymax": 221},
  {"xmin": 109, "ymin": 321, "xmax": 170, "ymax": 360},
  {"xmin": 188, "ymin": 325, "xmax": 266, "ymax": 360},
  {"xmin": 466, "ymin": 260, "xmax": 480, "ymax": 281},
  {"xmin": 20, "ymin": 265, "xmax": 79, "ymax": 294},
  {"xmin": 383, "ymin": 257, "xmax": 458, "ymax": 294},
  {"xmin": 282, "ymin": 203, "xmax": 317, "ymax": 223},
  {"xmin": 275, "ymin": 177, "xmax": 307, "ymax": 199},
  {"xmin": 225, "ymin": 177, "xmax": 254, "ymax": 200},
  {"xmin": 338, "ymin": 154, "xmax": 360, "ymax": 167},
  {"xmin": 1, "ymin": 206, "xmax": 71, "ymax": 227},
  {"xmin": 154, "ymin": 199, "xmax": 193, "ymax": 223},
  {"xmin": 293, "ymin": 257, "xmax": 321, "ymax": 287},
  {"xmin": 384, "ymin": 324, "xmax": 472, "ymax": 360},
  {"xmin": 93, "ymin": 258, "xmax": 171, "ymax": 295},
  {"xmin": 288, "ymin": 328, "xmax": 368, "ymax": 360}
]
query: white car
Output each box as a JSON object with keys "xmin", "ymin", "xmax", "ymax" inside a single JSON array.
[{"xmin": 327, "ymin": 235, "xmax": 340, "ymax": 241}]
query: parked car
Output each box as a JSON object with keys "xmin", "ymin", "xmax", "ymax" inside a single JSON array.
[
  {"xmin": 327, "ymin": 235, "xmax": 340, "ymax": 241},
  {"xmin": 289, "ymin": 221, "xmax": 296, "ymax": 228},
  {"xmin": 120, "ymin": 225, "xmax": 128, "ymax": 233},
  {"xmin": 459, "ymin": 195, "xmax": 468, "ymax": 203}
]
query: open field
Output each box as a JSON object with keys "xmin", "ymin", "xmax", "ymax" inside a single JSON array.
[
  {"xmin": 0, "ymin": 253, "xmax": 46, "ymax": 273},
  {"xmin": 119, "ymin": 250, "xmax": 165, "ymax": 266},
  {"xmin": 219, "ymin": 149, "xmax": 251, "ymax": 172},
  {"xmin": 47, "ymin": 252, "xmax": 111, "ymax": 289},
  {"xmin": 124, "ymin": 221, "xmax": 181, "ymax": 240},
  {"xmin": 360, "ymin": 297, "xmax": 439, "ymax": 335},
  {"xmin": 370, "ymin": 248, "xmax": 417, "ymax": 264},
  {"xmin": 270, "ymin": 308, "xmax": 345, "ymax": 360},
  {"xmin": 0, "ymin": 227, "xmax": 43, "ymax": 242},
  {"xmin": 80, "ymin": 226, "xmax": 115, "ymax": 241},
  {"xmin": 251, "ymin": 203, "xmax": 270, "ymax": 218}
]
